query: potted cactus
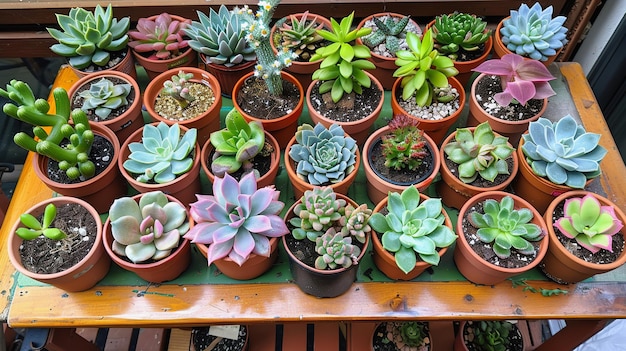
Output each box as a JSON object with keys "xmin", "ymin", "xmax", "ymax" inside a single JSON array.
[
  {"xmin": 283, "ymin": 186, "xmax": 371, "ymax": 297},
  {"xmin": 103, "ymin": 191, "xmax": 192, "ymax": 283},
  {"xmin": 185, "ymin": 172, "xmax": 289, "ymax": 280},
  {"xmin": 454, "ymin": 320, "xmax": 524, "ymax": 351},
  {"xmin": 128, "ymin": 12, "xmax": 198, "ymax": 79},
  {"xmin": 454, "ymin": 191, "xmax": 549, "ymax": 285},
  {"xmin": 371, "ymin": 321, "xmax": 431, "ymax": 351}
]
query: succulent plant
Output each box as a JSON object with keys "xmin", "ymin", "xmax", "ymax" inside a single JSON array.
[
  {"xmin": 77, "ymin": 77, "xmax": 132, "ymax": 120},
  {"xmin": 555, "ymin": 194, "xmax": 624, "ymax": 254},
  {"xmin": 361, "ymin": 14, "xmax": 411, "ymax": 54},
  {"xmin": 128, "ymin": 13, "xmax": 191, "ymax": 60},
  {"xmin": 521, "ymin": 115, "xmax": 607, "ymax": 189},
  {"xmin": 209, "ymin": 108, "xmax": 265, "ymax": 177},
  {"xmin": 467, "ymin": 195, "xmax": 544, "ymax": 259},
  {"xmin": 469, "ymin": 320, "xmax": 515, "ymax": 351},
  {"xmin": 1, "ymin": 80, "xmax": 96, "ymax": 180},
  {"xmin": 122, "ymin": 122, "xmax": 198, "ymax": 184},
  {"xmin": 184, "ymin": 5, "xmax": 256, "ymax": 67},
  {"xmin": 109, "ymin": 191, "xmax": 189, "ymax": 263},
  {"xmin": 500, "ymin": 3, "xmax": 568, "ymax": 62},
  {"xmin": 310, "ymin": 12, "xmax": 376, "ymax": 103},
  {"xmin": 382, "ymin": 321, "xmax": 428, "ymax": 349},
  {"xmin": 443, "ymin": 122, "xmax": 514, "ymax": 183},
  {"xmin": 369, "ymin": 186, "xmax": 457, "ymax": 273},
  {"xmin": 432, "ymin": 12, "xmax": 491, "ymax": 59},
  {"xmin": 275, "ymin": 11, "xmax": 325, "ymax": 61},
  {"xmin": 314, "ymin": 228, "xmax": 361, "ymax": 269},
  {"xmin": 393, "ymin": 29, "xmax": 459, "ymax": 107},
  {"xmin": 185, "ymin": 172, "xmax": 288, "ymax": 266},
  {"xmin": 342, "ymin": 204, "xmax": 372, "ymax": 244},
  {"xmin": 288, "ymin": 123, "xmax": 358, "ymax": 186},
  {"xmin": 16, "ymin": 203, "xmax": 67, "ymax": 241},
  {"xmin": 399, "ymin": 321, "xmax": 427, "ymax": 347},
  {"xmin": 47, "ymin": 4, "xmax": 130, "ymax": 69},
  {"xmin": 380, "ymin": 114, "xmax": 428, "ymax": 171},
  {"xmin": 473, "ymin": 53, "xmax": 556, "ymax": 106},
  {"xmin": 160, "ymin": 70, "xmax": 196, "ymax": 108}
]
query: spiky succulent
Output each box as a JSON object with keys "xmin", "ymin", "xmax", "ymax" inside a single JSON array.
[
  {"xmin": 122, "ymin": 122, "xmax": 198, "ymax": 184},
  {"xmin": 432, "ymin": 12, "xmax": 492, "ymax": 59},
  {"xmin": 361, "ymin": 14, "xmax": 411, "ymax": 54},
  {"xmin": 47, "ymin": 4, "xmax": 130, "ymax": 69},
  {"xmin": 468, "ymin": 195, "xmax": 544, "ymax": 259},
  {"xmin": 314, "ymin": 229, "xmax": 361, "ymax": 269},
  {"xmin": 521, "ymin": 115, "xmax": 607, "ymax": 189},
  {"xmin": 500, "ymin": 3, "xmax": 568, "ymax": 61},
  {"xmin": 288, "ymin": 123, "xmax": 358, "ymax": 186},
  {"xmin": 184, "ymin": 5, "xmax": 256, "ymax": 67},
  {"xmin": 470, "ymin": 321, "xmax": 514, "ymax": 351},
  {"xmin": 160, "ymin": 70, "xmax": 196, "ymax": 108},
  {"xmin": 109, "ymin": 191, "xmax": 189, "ymax": 263},
  {"xmin": 381, "ymin": 115, "xmax": 428, "ymax": 171},
  {"xmin": 78, "ymin": 77, "xmax": 131, "ymax": 119},
  {"xmin": 185, "ymin": 172, "xmax": 288, "ymax": 266},
  {"xmin": 128, "ymin": 13, "xmax": 191, "ymax": 60},
  {"xmin": 275, "ymin": 11, "xmax": 325, "ymax": 61},
  {"xmin": 443, "ymin": 122, "xmax": 514, "ymax": 183},
  {"xmin": 16, "ymin": 203, "xmax": 67, "ymax": 241}
]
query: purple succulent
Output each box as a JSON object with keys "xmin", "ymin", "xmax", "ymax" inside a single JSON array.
[
  {"xmin": 128, "ymin": 13, "xmax": 191, "ymax": 60},
  {"xmin": 185, "ymin": 172, "xmax": 289, "ymax": 266}
]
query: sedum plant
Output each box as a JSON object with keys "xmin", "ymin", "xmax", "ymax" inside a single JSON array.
[
  {"xmin": 555, "ymin": 194, "xmax": 624, "ymax": 254},
  {"xmin": 521, "ymin": 115, "xmax": 607, "ymax": 189},
  {"xmin": 432, "ymin": 12, "xmax": 492, "ymax": 60},
  {"xmin": 369, "ymin": 186, "xmax": 457, "ymax": 273},
  {"xmin": 78, "ymin": 77, "xmax": 132, "ymax": 120},
  {"xmin": 393, "ymin": 29, "xmax": 459, "ymax": 107},
  {"xmin": 160, "ymin": 70, "xmax": 195, "ymax": 108},
  {"xmin": 501, "ymin": 2, "xmax": 568, "ymax": 62},
  {"xmin": 122, "ymin": 122, "xmax": 198, "ymax": 184},
  {"xmin": 185, "ymin": 172, "xmax": 289, "ymax": 266},
  {"xmin": 47, "ymin": 4, "xmax": 130, "ymax": 69},
  {"xmin": 128, "ymin": 13, "xmax": 191, "ymax": 60},
  {"xmin": 469, "ymin": 320, "xmax": 515, "ymax": 351},
  {"xmin": 468, "ymin": 195, "xmax": 544, "ymax": 259},
  {"xmin": 288, "ymin": 123, "xmax": 357, "ymax": 186},
  {"xmin": 274, "ymin": 11, "xmax": 325, "ymax": 61},
  {"xmin": 381, "ymin": 321, "xmax": 428, "ymax": 350},
  {"xmin": 443, "ymin": 122, "xmax": 514, "ymax": 183},
  {"xmin": 380, "ymin": 114, "xmax": 428, "ymax": 171},
  {"xmin": 16, "ymin": 203, "xmax": 66, "ymax": 241},
  {"xmin": 361, "ymin": 14, "xmax": 411, "ymax": 54},
  {"xmin": 314, "ymin": 228, "xmax": 361, "ymax": 269},
  {"xmin": 109, "ymin": 191, "xmax": 189, "ymax": 263}
]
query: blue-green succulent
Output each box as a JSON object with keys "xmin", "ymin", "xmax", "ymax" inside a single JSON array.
[{"xmin": 78, "ymin": 77, "xmax": 132, "ymax": 120}]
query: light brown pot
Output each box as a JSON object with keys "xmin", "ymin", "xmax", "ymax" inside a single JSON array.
[
  {"xmin": 542, "ymin": 190, "xmax": 626, "ymax": 284},
  {"xmin": 453, "ymin": 191, "xmax": 549, "ymax": 285},
  {"xmin": 493, "ymin": 17, "xmax": 561, "ymax": 66},
  {"xmin": 8, "ymin": 197, "xmax": 110, "ymax": 292},
  {"xmin": 143, "ymin": 67, "xmax": 222, "ymax": 147},
  {"xmin": 201, "ymin": 55, "xmax": 256, "ymax": 98},
  {"xmin": 70, "ymin": 48, "xmax": 137, "ymax": 80}
]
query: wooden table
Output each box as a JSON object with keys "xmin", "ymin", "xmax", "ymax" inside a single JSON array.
[{"xmin": 1, "ymin": 62, "xmax": 624, "ymax": 351}]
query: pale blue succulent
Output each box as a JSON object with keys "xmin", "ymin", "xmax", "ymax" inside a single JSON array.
[
  {"xmin": 78, "ymin": 77, "xmax": 132, "ymax": 119},
  {"xmin": 521, "ymin": 115, "xmax": 607, "ymax": 189},
  {"xmin": 500, "ymin": 3, "xmax": 568, "ymax": 61}
]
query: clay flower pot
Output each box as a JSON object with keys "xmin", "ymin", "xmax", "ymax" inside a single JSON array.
[
  {"xmin": 69, "ymin": 48, "xmax": 137, "ymax": 80},
  {"xmin": 201, "ymin": 54, "xmax": 256, "ymax": 98},
  {"xmin": 454, "ymin": 321, "xmax": 524, "ymax": 351}
]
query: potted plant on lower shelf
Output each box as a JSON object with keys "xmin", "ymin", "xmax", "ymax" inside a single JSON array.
[
  {"xmin": 190, "ymin": 325, "xmax": 248, "ymax": 351},
  {"xmin": 454, "ymin": 320, "xmax": 524, "ymax": 351},
  {"xmin": 283, "ymin": 186, "xmax": 372, "ymax": 297},
  {"xmin": 371, "ymin": 321, "xmax": 431, "ymax": 351}
]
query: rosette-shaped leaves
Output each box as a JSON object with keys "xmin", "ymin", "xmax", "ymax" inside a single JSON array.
[
  {"xmin": 314, "ymin": 229, "xmax": 361, "ymax": 269},
  {"xmin": 128, "ymin": 13, "xmax": 191, "ymax": 60},
  {"xmin": 78, "ymin": 77, "xmax": 131, "ymax": 119},
  {"xmin": 290, "ymin": 187, "xmax": 348, "ymax": 241},
  {"xmin": 432, "ymin": 13, "xmax": 491, "ymax": 59}
]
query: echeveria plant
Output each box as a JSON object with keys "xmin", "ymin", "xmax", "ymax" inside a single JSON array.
[
  {"xmin": 314, "ymin": 228, "xmax": 361, "ymax": 269},
  {"xmin": 78, "ymin": 77, "xmax": 132, "ymax": 120},
  {"xmin": 128, "ymin": 13, "xmax": 191, "ymax": 60}
]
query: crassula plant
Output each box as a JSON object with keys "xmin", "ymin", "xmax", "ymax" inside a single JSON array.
[
  {"xmin": 16, "ymin": 203, "xmax": 67, "ymax": 241},
  {"xmin": 432, "ymin": 12, "xmax": 492, "ymax": 60},
  {"xmin": 184, "ymin": 172, "xmax": 289, "ymax": 266},
  {"xmin": 521, "ymin": 115, "xmax": 607, "ymax": 189},
  {"xmin": 554, "ymin": 194, "xmax": 624, "ymax": 254},
  {"xmin": 109, "ymin": 191, "xmax": 189, "ymax": 263},
  {"xmin": 128, "ymin": 13, "xmax": 191, "ymax": 60},
  {"xmin": 380, "ymin": 114, "xmax": 428, "ymax": 171},
  {"xmin": 77, "ymin": 77, "xmax": 132, "ymax": 120}
]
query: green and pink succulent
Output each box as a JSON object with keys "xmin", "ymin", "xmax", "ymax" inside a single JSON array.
[{"xmin": 128, "ymin": 13, "xmax": 191, "ymax": 60}]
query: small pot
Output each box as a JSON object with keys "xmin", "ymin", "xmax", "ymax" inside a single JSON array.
[
  {"xmin": 69, "ymin": 48, "xmax": 137, "ymax": 80},
  {"xmin": 453, "ymin": 321, "xmax": 524, "ymax": 351},
  {"xmin": 493, "ymin": 17, "xmax": 561, "ymax": 66},
  {"xmin": 201, "ymin": 55, "xmax": 256, "ymax": 98}
]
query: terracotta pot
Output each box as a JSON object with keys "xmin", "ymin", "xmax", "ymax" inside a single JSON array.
[
  {"xmin": 201, "ymin": 131, "xmax": 281, "ymax": 189},
  {"xmin": 284, "ymin": 134, "xmax": 361, "ymax": 201},
  {"xmin": 232, "ymin": 71, "xmax": 304, "ymax": 150},
  {"xmin": 454, "ymin": 321, "xmax": 524, "ymax": 351},
  {"xmin": 307, "ymin": 71, "xmax": 384, "ymax": 147},
  {"xmin": 195, "ymin": 237, "xmax": 279, "ymax": 280},
  {"xmin": 363, "ymin": 126, "xmax": 441, "ymax": 205},
  {"xmin": 68, "ymin": 70, "xmax": 144, "ymax": 143},
  {"xmin": 33, "ymin": 122, "xmax": 127, "ymax": 214},
  {"xmin": 371, "ymin": 193, "xmax": 453, "ymax": 280},
  {"xmin": 493, "ymin": 17, "xmax": 561, "ymax": 66},
  {"xmin": 371, "ymin": 321, "xmax": 432, "ymax": 350},
  {"xmin": 453, "ymin": 191, "xmax": 549, "ymax": 285},
  {"xmin": 201, "ymin": 55, "xmax": 256, "ymax": 98},
  {"xmin": 391, "ymin": 76, "xmax": 466, "ymax": 146},
  {"xmin": 466, "ymin": 73, "xmax": 548, "ymax": 147},
  {"xmin": 541, "ymin": 190, "xmax": 626, "ymax": 284},
  {"xmin": 103, "ymin": 193, "xmax": 192, "ymax": 283},
  {"xmin": 270, "ymin": 12, "xmax": 332, "ymax": 89},
  {"xmin": 69, "ymin": 48, "xmax": 137, "ymax": 80},
  {"xmin": 119, "ymin": 122, "xmax": 202, "ymax": 206},
  {"xmin": 7, "ymin": 197, "xmax": 110, "ymax": 292},
  {"xmin": 143, "ymin": 67, "xmax": 222, "ymax": 147},
  {"xmin": 437, "ymin": 127, "xmax": 519, "ymax": 210},
  {"xmin": 282, "ymin": 194, "xmax": 369, "ymax": 297}
]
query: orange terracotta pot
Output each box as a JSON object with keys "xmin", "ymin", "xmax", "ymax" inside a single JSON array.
[
  {"xmin": 453, "ymin": 191, "xmax": 549, "ymax": 285},
  {"xmin": 493, "ymin": 17, "xmax": 561, "ymax": 66},
  {"xmin": 70, "ymin": 48, "xmax": 137, "ymax": 80},
  {"xmin": 307, "ymin": 71, "xmax": 384, "ymax": 147},
  {"xmin": 233, "ymin": 71, "xmax": 304, "ymax": 150},
  {"xmin": 103, "ymin": 193, "xmax": 192, "ymax": 283},
  {"xmin": 542, "ymin": 190, "xmax": 626, "ymax": 284},
  {"xmin": 143, "ymin": 67, "xmax": 222, "ymax": 147},
  {"xmin": 363, "ymin": 126, "xmax": 441, "ymax": 205},
  {"xmin": 391, "ymin": 76, "xmax": 466, "ymax": 146},
  {"xmin": 68, "ymin": 70, "xmax": 144, "ymax": 143},
  {"xmin": 371, "ymin": 193, "xmax": 453, "ymax": 280},
  {"xmin": 437, "ymin": 127, "xmax": 519, "ymax": 210},
  {"xmin": 201, "ymin": 55, "xmax": 256, "ymax": 98},
  {"xmin": 8, "ymin": 197, "xmax": 110, "ymax": 292},
  {"xmin": 453, "ymin": 321, "xmax": 524, "ymax": 351}
]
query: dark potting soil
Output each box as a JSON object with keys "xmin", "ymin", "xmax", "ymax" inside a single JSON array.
[
  {"xmin": 46, "ymin": 134, "xmax": 114, "ymax": 184},
  {"xmin": 443, "ymin": 156, "xmax": 515, "ymax": 188},
  {"xmin": 191, "ymin": 325, "xmax": 247, "ymax": 351},
  {"xmin": 70, "ymin": 76, "xmax": 136, "ymax": 122},
  {"xmin": 207, "ymin": 141, "xmax": 274, "ymax": 182},
  {"xmin": 235, "ymin": 75, "xmax": 301, "ymax": 120},
  {"xmin": 474, "ymin": 75, "xmax": 545, "ymax": 121},
  {"xmin": 308, "ymin": 80, "xmax": 383, "ymax": 123},
  {"xmin": 18, "ymin": 202, "xmax": 98, "ymax": 274},
  {"xmin": 371, "ymin": 321, "xmax": 431, "ymax": 351},
  {"xmin": 462, "ymin": 321, "xmax": 524, "ymax": 351},
  {"xmin": 368, "ymin": 138, "xmax": 435, "ymax": 186},
  {"xmin": 451, "ymin": 43, "xmax": 488, "ymax": 62}
]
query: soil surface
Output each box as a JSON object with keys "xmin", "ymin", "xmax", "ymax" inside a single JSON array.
[
  {"xmin": 462, "ymin": 321, "xmax": 524, "ymax": 351},
  {"xmin": 235, "ymin": 75, "xmax": 301, "ymax": 120},
  {"xmin": 474, "ymin": 75, "xmax": 545, "ymax": 121},
  {"xmin": 284, "ymin": 229, "xmax": 366, "ymax": 269},
  {"xmin": 443, "ymin": 156, "xmax": 515, "ymax": 188},
  {"xmin": 371, "ymin": 321, "xmax": 430, "ymax": 351},
  {"xmin": 368, "ymin": 138, "xmax": 435, "ymax": 186},
  {"xmin": 71, "ymin": 76, "xmax": 136, "ymax": 122},
  {"xmin": 307, "ymin": 80, "xmax": 383, "ymax": 123},
  {"xmin": 191, "ymin": 325, "xmax": 247, "ymax": 351},
  {"xmin": 76, "ymin": 50, "xmax": 128, "ymax": 74},
  {"xmin": 154, "ymin": 81, "xmax": 216, "ymax": 121},
  {"xmin": 46, "ymin": 134, "xmax": 114, "ymax": 184}
]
